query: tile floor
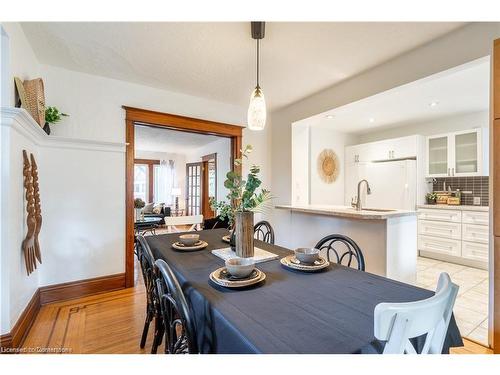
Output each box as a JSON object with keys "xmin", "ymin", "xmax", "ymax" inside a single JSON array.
[{"xmin": 415, "ymin": 256, "xmax": 489, "ymax": 345}]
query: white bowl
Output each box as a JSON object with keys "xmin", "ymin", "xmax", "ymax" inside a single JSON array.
[
  {"xmin": 225, "ymin": 258, "xmax": 255, "ymax": 279},
  {"xmin": 179, "ymin": 234, "xmax": 200, "ymax": 246},
  {"xmin": 294, "ymin": 248, "xmax": 320, "ymax": 264}
]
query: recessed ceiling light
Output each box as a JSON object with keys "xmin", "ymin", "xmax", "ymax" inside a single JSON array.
[
  {"xmin": 429, "ymin": 101, "xmax": 439, "ymax": 107},
  {"xmin": 369, "ymin": 118, "xmax": 375, "ymax": 123},
  {"xmin": 325, "ymin": 114, "xmax": 334, "ymax": 119}
]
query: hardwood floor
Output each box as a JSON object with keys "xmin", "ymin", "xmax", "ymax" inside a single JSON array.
[{"xmin": 20, "ymin": 261, "xmax": 492, "ymax": 354}]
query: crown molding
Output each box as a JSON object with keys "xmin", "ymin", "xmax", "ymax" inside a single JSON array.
[{"xmin": 1, "ymin": 107, "xmax": 126, "ymax": 153}]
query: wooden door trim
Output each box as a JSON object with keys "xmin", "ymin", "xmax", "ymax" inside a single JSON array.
[
  {"xmin": 493, "ymin": 39, "xmax": 500, "ymax": 353},
  {"xmin": 124, "ymin": 106, "xmax": 242, "ymax": 287}
]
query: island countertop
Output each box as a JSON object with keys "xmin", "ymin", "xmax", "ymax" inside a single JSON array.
[{"xmin": 275, "ymin": 204, "xmax": 416, "ymax": 220}]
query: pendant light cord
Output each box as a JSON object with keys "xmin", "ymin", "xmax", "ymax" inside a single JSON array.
[{"xmin": 256, "ymin": 39, "xmax": 260, "ymax": 87}]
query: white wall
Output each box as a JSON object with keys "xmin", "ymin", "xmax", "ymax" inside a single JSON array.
[
  {"xmin": 291, "ymin": 123, "xmax": 310, "ymax": 205},
  {"xmin": 135, "ymin": 150, "xmax": 187, "ymax": 209},
  {"xmin": 357, "ymin": 110, "xmax": 489, "ymax": 143},
  {"xmin": 0, "ymin": 23, "xmax": 40, "ymax": 107},
  {"xmin": 309, "ymin": 127, "xmax": 358, "ymax": 205},
  {"xmin": 186, "ymin": 137, "xmax": 232, "ymax": 203}
]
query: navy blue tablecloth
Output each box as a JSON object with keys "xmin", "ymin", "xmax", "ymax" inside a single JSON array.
[{"xmin": 146, "ymin": 228, "xmax": 463, "ymax": 354}]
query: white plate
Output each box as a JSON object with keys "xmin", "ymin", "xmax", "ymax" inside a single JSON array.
[
  {"xmin": 172, "ymin": 240, "xmax": 208, "ymax": 251},
  {"xmin": 280, "ymin": 255, "xmax": 329, "ymax": 272},
  {"xmin": 209, "ymin": 267, "xmax": 266, "ymax": 288}
]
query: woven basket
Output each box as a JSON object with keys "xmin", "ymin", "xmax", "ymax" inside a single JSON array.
[{"xmin": 23, "ymin": 78, "xmax": 45, "ymax": 127}]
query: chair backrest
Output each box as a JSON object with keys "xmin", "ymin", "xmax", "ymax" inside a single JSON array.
[
  {"xmin": 154, "ymin": 259, "xmax": 198, "ymax": 354},
  {"xmin": 136, "ymin": 236, "xmax": 158, "ymax": 309},
  {"xmin": 374, "ymin": 272, "xmax": 459, "ymax": 354},
  {"xmin": 314, "ymin": 234, "xmax": 365, "ymax": 271},
  {"xmin": 254, "ymin": 220, "xmax": 275, "ymax": 244},
  {"xmin": 203, "ymin": 216, "xmax": 230, "ymax": 230},
  {"xmin": 164, "ymin": 215, "xmax": 203, "ymax": 226}
]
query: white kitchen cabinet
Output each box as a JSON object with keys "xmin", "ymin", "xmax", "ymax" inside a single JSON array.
[
  {"xmin": 346, "ymin": 135, "xmax": 420, "ymax": 164},
  {"xmin": 418, "ymin": 219, "xmax": 461, "ymax": 240},
  {"xmin": 426, "ymin": 128, "xmax": 485, "ymax": 177},
  {"xmin": 417, "ymin": 206, "xmax": 489, "ymax": 269},
  {"xmin": 417, "ymin": 208, "xmax": 461, "ymax": 223},
  {"xmin": 462, "ymin": 241, "xmax": 489, "ymax": 263},
  {"xmin": 462, "ymin": 211, "xmax": 489, "ymax": 226},
  {"xmin": 418, "ymin": 235, "xmax": 462, "ymax": 257}
]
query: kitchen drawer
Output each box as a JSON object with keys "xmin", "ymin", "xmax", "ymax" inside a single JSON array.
[
  {"xmin": 418, "ymin": 235, "xmax": 461, "ymax": 257},
  {"xmin": 462, "ymin": 223, "xmax": 489, "ymax": 244},
  {"xmin": 418, "ymin": 220, "xmax": 461, "ymax": 240},
  {"xmin": 462, "ymin": 241, "xmax": 489, "ymax": 263},
  {"xmin": 417, "ymin": 209, "xmax": 461, "ymax": 223},
  {"xmin": 462, "ymin": 211, "xmax": 489, "ymax": 226}
]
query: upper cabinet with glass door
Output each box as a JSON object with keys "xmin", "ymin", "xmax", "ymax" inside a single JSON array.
[{"xmin": 426, "ymin": 128, "xmax": 487, "ymax": 177}]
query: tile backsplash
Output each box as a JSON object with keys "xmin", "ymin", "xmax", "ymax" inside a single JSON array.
[{"xmin": 432, "ymin": 176, "xmax": 489, "ymax": 206}]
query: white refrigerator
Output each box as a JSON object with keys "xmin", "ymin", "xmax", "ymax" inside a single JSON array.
[{"xmin": 344, "ymin": 159, "xmax": 417, "ymax": 210}]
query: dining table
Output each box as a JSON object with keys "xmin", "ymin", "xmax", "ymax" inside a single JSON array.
[{"xmin": 145, "ymin": 228, "xmax": 463, "ymax": 354}]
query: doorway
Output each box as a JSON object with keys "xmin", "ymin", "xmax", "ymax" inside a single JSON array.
[{"xmin": 124, "ymin": 106, "xmax": 242, "ymax": 288}]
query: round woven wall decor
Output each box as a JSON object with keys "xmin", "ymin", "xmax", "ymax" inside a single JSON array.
[{"xmin": 317, "ymin": 149, "xmax": 339, "ymax": 184}]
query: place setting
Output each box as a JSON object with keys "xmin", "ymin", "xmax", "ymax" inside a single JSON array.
[
  {"xmin": 171, "ymin": 233, "xmax": 208, "ymax": 251},
  {"xmin": 280, "ymin": 247, "xmax": 330, "ymax": 272},
  {"xmin": 209, "ymin": 257, "xmax": 266, "ymax": 289}
]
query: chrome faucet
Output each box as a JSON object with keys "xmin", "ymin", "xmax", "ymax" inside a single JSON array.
[{"xmin": 351, "ymin": 179, "xmax": 372, "ymax": 211}]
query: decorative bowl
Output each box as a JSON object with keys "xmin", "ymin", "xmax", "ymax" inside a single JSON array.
[
  {"xmin": 294, "ymin": 248, "xmax": 320, "ymax": 264},
  {"xmin": 179, "ymin": 234, "xmax": 200, "ymax": 246},
  {"xmin": 225, "ymin": 258, "xmax": 255, "ymax": 279}
]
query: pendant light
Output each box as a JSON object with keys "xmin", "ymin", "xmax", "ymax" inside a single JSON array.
[{"xmin": 247, "ymin": 21, "xmax": 266, "ymax": 131}]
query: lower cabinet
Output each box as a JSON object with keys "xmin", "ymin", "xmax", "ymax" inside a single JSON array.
[
  {"xmin": 417, "ymin": 208, "xmax": 489, "ymax": 269},
  {"xmin": 418, "ymin": 235, "xmax": 461, "ymax": 257}
]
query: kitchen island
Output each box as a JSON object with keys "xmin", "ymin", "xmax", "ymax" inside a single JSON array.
[{"xmin": 275, "ymin": 205, "xmax": 417, "ymax": 283}]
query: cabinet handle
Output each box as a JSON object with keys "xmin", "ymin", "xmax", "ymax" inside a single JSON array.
[
  {"xmin": 447, "ymin": 168, "xmax": 450, "ymax": 176},
  {"xmin": 452, "ymin": 167, "xmax": 455, "ymax": 176}
]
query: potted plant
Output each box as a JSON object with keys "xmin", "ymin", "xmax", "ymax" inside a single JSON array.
[
  {"xmin": 425, "ymin": 192, "xmax": 438, "ymax": 205},
  {"xmin": 44, "ymin": 106, "xmax": 69, "ymax": 135},
  {"xmin": 211, "ymin": 145, "xmax": 272, "ymax": 257},
  {"xmin": 134, "ymin": 198, "xmax": 146, "ymax": 221}
]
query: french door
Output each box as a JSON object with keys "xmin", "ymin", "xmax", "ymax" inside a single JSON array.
[{"xmin": 186, "ymin": 162, "xmax": 202, "ymax": 215}]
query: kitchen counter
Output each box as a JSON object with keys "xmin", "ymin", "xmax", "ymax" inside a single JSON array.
[
  {"xmin": 273, "ymin": 204, "xmax": 417, "ymax": 283},
  {"xmin": 275, "ymin": 204, "xmax": 416, "ymax": 220},
  {"xmin": 417, "ymin": 204, "xmax": 489, "ymax": 212}
]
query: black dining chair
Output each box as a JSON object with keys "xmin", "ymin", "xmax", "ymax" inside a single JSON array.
[
  {"xmin": 314, "ymin": 234, "xmax": 365, "ymax": 271},
  {"xmin": 136, "ymin": 236, "xmax": 164, "ymax": 353},
  {"xmin": 154, "ymin": 259, "xmax": 198, "ymax": 354},
  {"xmin": 253, "ymin": 220, "xmax": 275, "ymax": 244}
]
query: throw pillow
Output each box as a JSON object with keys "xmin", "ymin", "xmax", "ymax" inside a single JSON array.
[
  {"xmin": 142, "ymin": 203, "xmax": 154, "ymax": 214},
  {"xmin": 152, "ymin": 203, "xmax": 165, "ymax": 214}
]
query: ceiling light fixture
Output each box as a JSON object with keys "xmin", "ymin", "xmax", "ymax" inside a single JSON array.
[
  {"xmin": 429, "ymin": 101, "xmax": 439, "ymax": 107},
  {"xmin": 247, "ymin": 22, "xmax": 266, "ymax": 131},
  {"xmin": 369, "ymin": 118, "xmax": 375, "ymax": 123},
  {"xmin": 326, "ymin": 114, "xmax": 335, "ymax": 119}
]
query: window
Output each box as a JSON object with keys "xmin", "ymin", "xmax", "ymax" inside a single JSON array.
[{"xmin": 134, "ymin": 164, "xmax": 148, "ymax": 202}]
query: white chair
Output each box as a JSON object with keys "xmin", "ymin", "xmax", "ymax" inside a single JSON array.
[
  {"xmin": 374, "ymin": 272, "xmax": 459, "ymax": 354},
  {"xmin": 164, "ymin": 215, "xmax": 203, "ymax": 232}
]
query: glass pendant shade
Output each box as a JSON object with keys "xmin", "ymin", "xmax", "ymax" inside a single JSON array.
[{"xmin": 247, "ymin": 86, "xmax": 266, "ymax": 131}]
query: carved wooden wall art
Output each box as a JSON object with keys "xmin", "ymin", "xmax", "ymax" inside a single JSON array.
[
  {"xmin": 317, "ymin": 149, "xmax": 340, "ymax": 184},
  {"xmin": 31, "ymin": 153, "xmax": 42, "ymax": 264},
  {"xmin": 22, "ymin": 150, "xmax": 42, "ymax": 275}
]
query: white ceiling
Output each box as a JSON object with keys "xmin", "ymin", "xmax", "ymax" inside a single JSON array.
[
  {"xmin": 134, "ymin": 125, "xmax": 223, "ymax": 153},
  {"xmin": 21, "ymin": 22, "xmax": 466, "ymax": 110},
  {"xmin": 298, "ymin": 57, "xmax": 490, "ymax": 134}
]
